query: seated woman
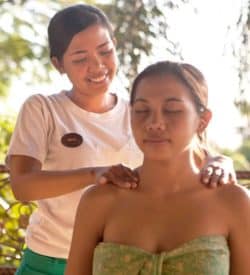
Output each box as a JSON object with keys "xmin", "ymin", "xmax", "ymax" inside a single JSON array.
[{"xmin": 65, "ymin": 61, "xmax": 250, "ymax": 275}]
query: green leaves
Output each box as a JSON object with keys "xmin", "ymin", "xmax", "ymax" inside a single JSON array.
[
  {"xmin": 0, "ymin": 0, "xmax": 51, "ymax": 96},
  {"xmin": 0, "ymin": 116, "xmax": 14, "ymax": 163},
  {"xmin": 0, "ymin": 116, "xmax": 34, "ymax": 267},
  {"xmin": 102, "ymin": 0, "xmax": 176, "ymax": 86},
  {"xmin": 0, "ymin": 172, "xmax": 36, "ymax": 267}
]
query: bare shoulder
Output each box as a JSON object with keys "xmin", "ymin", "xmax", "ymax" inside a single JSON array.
[
  {"xmin": 77, "ymin": 184, "xmax": 122, "ymax": 213},
  {"xmin": 82, "ymin": 183, "xmax": 121, "ymax": 199},
  {"xmin": 216, "ymin": 184, "xmax": 250, "ymax": 213}
]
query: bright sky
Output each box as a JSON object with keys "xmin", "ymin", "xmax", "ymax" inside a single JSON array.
[
  {"xmin": 149, "ymin": 0, "xmax": 246, "ymax": 150},
  {"xmin": 0, "ymin": 0, "xmax": 247, "ymax": 150},
  {"xmin": 177, "ymin": 0, "xmax": 245, "ymax": 150}
]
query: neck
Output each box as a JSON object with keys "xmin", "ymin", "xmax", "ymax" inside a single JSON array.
[
  {"xmin": 67, "ymin": 89, "xmax": 116, "ymax": 113},
  {"xmin": 138, "ymin": 151, "xmax": 200, "ymax": 196}
]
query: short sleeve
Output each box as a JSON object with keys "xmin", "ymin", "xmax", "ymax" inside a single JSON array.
[
  {"xmin": 122, "ymin": 137, "xmax": 143, "ymax": 169},
  {"xmin": 6, "ymin": 94, "xmax": 52, "ymax": 165}
]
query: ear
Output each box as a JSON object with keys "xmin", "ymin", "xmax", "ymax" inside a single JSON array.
[
  {"xmin": 51, "ymin": 57, "xmax": 65, "ymax": 74},
  {"xmin": 198, "ymin": 109, "xmax": 212, "ymax": 134}
]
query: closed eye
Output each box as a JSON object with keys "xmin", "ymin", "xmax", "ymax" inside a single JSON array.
[
  {"xmin": 100, "ymin": 49, "xmax": 113, "ymax": 56},
  {"xmin": 72, "ymin": 58, "xmax": 87, "ymax": 64},
  {"xmin": 164, "ymin": 109, "xmax": 182, "ymax": 114},
  {"xmin": 164, "ymin": 109, "xmax": 182, "ymax": 113},
  {"xmin": 135, "ymin": 109, "xmax": 150, "ymax": 114}
]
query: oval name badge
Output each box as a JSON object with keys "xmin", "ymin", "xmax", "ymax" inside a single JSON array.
[{"xmin": 61, "ymin": 133, "xmax": 83, "ymax": 148}]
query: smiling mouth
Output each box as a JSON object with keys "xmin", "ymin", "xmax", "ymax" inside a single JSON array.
[{"xmin": 87, "ymin": 73, "xmax": 108, "ymax": 83}]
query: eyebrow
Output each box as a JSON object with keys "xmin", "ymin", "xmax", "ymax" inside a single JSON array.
[
  {"xmin": 70, "ymin": 41, "xmax": 111, "ymax": 56},
  {"xmin": 134, "ymin": 97, "xmax": 184, "ymax": 103}
]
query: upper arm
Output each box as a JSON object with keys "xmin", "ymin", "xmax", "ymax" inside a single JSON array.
[
  {"xmin": 6, "ymin": 95, "xmax": 49, "ymax": 198},
  {"xmin": 8, "ymin": 155, "xmax": 41, "ymax": 197},
  {"xmin": 226, "ymin": 186, "xmax": 250, "ymax": 274},
  {"xmin": 65, "ymin": 185, "xmax": 114, "ymax": 275},
  {"xmin": 7, "ymin": 95, "xmax": 50, "ymax": 166}
]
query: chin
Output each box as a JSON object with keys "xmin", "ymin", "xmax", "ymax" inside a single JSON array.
[{"xmin": 144, "ymin": 152, "xmax": 171, "ymax": 162}]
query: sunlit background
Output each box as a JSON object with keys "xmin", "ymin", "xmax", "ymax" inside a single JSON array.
[
  {"xmin": 0, "ymin": 0, "xmax": 250, "ymax": 165},
  {"xmin": 1, "ymin": 1, "xmax": 250, "ymax": 270}
]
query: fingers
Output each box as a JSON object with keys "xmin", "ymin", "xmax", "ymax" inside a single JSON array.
[
  {"xmin": 110, "ymin": 165, "xmax": 138, "ymax": 184},
  {"xmin": 101, "ymin": 169, "xmax": 132, "ymax": 188},
  {"xmin": 201, "ymin": 154, "xmax": 237, "ymax": 188},
  {"xmin": 229, "ymin": 171, "xmax": 237, "ymax": 185},
  {"xmin": 201, "ymin": 166, "xmax": 225, "ymax": 188},
  {"xmin": 109, "ymin": 165, "xmax": 138, "ymax": 188},
  {"xmin": 200, "ymin": 166, "xmax": 213, "ymax": 184},
  {"xmin": 96, "ymin": 165, "xmax": 139, "ymax": 189},
  {"xmin": 218, "ymin": 171, "xmax": 229, "ymax": 185},
  {"xmin": 208, "ymin": 167, "xmax": 224, "ymax": 188}
]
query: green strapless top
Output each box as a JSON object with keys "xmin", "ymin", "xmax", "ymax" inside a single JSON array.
[{"xmin": 93, "ymin": 235, "xmax": 229, "ymax": 275}]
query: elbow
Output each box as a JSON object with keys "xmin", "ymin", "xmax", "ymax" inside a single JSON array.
[{"xmin": 10, "ymin": 179, "xmax": 31, "ymax": 203}]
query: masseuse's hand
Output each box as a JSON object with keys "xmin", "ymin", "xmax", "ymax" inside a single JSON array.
[
  {"xmin": 95, "ymin": 165, "xmax": 139, "ymax": 189},
  {"xmin": 200, "ymin": 155, "xmax": 237, "ymax": 188}
]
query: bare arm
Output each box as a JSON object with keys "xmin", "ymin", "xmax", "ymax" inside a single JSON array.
[
  {"xmin": 227, "ymin": 186, "xmax": 250, "ymax": 274},
  {"xmin": 9, "ymin": 155, "xmax": 96, "ymax": 201},
  {"xmin": 65, "ymin": 185, "xmax": 112, "ymax": 275},
  {"xmin": 9, "ymin": 154, "xmax": 137, "ymax": 202},
  {"xmin": 8, "ymin": 96, "xmax": 138, "ymax": 202}
]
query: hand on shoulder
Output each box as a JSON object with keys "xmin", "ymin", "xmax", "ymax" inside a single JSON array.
[{"xmin": 94, "ymin": 164, "xmax": 139, "ymax": 189}]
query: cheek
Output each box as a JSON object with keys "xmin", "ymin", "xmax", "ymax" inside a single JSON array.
[
  {"xmin": 63, "ymin": 61, "xmax": 87, "ymax": 77},
  {"xmin": 175, "ymin": 115, "xmax": 200, "ymax": 140},
  {"xmin": 131, "ymin": 118, "xmax": 144, "ymax": 146},
  {"xmin": 166, "ymin": 112, "xmax": 200, "ymax": 144},
  {"xmin": 66, "ymin": 68, "xmax": 85, "ymax": 84},
  {"xmin": 131, "ymin": 113, "xmax": 151, "ymax": 139},
  {"xmin": 107, "ymin": 53, "xmax": 118, "ymax": 73}
]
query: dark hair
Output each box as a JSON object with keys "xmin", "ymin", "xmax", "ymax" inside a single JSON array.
[
  {"xmin": 48, "ymin": 4, "xmax": 114, "ymax": 61},
  {"xmin": 130, "ymin": 61, "xmax": 208, "ymax": 114},
  {"xmin": 130, "ymin": 61, "xmax": 209, "ymax": 146}
]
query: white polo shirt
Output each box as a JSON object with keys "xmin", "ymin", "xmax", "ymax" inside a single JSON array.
[{"xmin": 7, "ymin": 91, "xmax": 143, "ymax": 258}]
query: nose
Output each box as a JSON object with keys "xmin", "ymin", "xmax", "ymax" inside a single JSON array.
[
  {"xmin": 88, "ymin": 55, "xmax": 104, "ymax": 72},
  {"xmin": 145, "ymin": 112, "xmax": 166, "ymax": 132}
]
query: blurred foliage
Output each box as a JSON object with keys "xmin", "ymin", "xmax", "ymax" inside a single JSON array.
[
  {"xmin": 0, "ymin": 116, "xmax": 15, "ymax": 163},
  {"xmin": 220, "ymin": 148, "xmax": 250, "ymax": 171},
  {"xmin": 0, "ymin": 115, "xmax": 36, "ymax": 267},
  {"xmin": 235, "ymin": 1, "xmax": 250, "ymax": 140},
  {"xmin": 239, "ymin": 139, "xmax": 250, "ymax": 163},
  {"xmin": 0, "ymin": 176, "xmax": 36, "ymax": 267},
  {"xmin": 101, "ymin": 0, "xmax": 184, "ymax": 86},
  {"xmin": 219, "ymin": 139, "xmax": 250, "ymax": 188},
  {"xmin": 0, "ymin": 0, "xmax": 52, "ymax": 96},
  {"xmin": 237, "ymin": 0, "xmax": 250, "ymax": 96},
  {"xmin": 235, "ymin": 99, "xmax": 250, "ymax": 140}
]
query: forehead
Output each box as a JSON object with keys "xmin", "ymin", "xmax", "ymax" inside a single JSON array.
[
  {"xmin": 68, "ymin": 24, "xmax": 112, "ymax": 50},
  {"xmin": 134, "ymin": 74, "xmax": 192, "ymax": 100}
]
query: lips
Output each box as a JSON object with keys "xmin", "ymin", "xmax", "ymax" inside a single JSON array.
[
  {"xmin": 87, "ymin": 72, "xmax": 108, "ymax": 83},
  {"xmin": 143, "ymin": 138, "xmax": 171, "ymax": 144}
]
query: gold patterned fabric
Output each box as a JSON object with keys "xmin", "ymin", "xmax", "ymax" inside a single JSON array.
[{"xmin": 93, "ymin": 235, "xmax": 229, "ymax": 275}]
